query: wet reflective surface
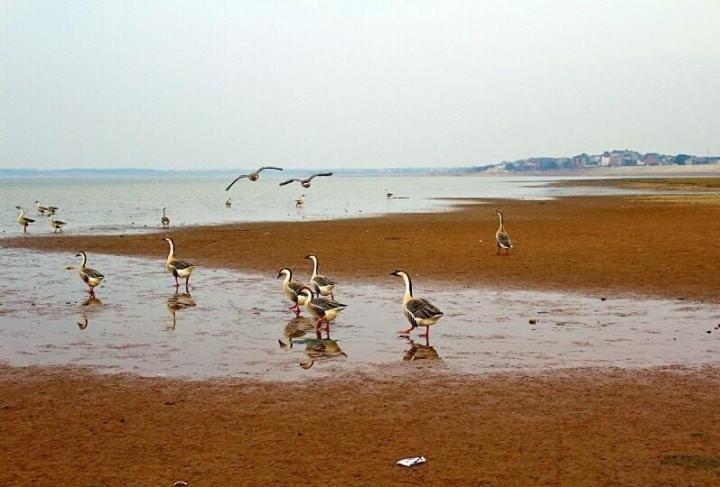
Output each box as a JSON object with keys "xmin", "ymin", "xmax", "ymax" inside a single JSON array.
[{"xmin": 1, "ymin": 248, "xmax": 719, "ymax": 380}]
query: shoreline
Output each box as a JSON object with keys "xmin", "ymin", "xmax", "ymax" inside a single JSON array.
[{"xmin": 4, "ymin": 193, "xmax": 720, "ymax": 301}]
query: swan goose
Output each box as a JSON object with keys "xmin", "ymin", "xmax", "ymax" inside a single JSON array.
[
  {"xmin": 226, "ymin": 166, "xmax": 283, "ymax": 190},
  {"xmin": 49, "ymin": 215, "xmax": 66, "ymax": 233},
  {"xmin": 75, "ymin": 251, "xmax": 104, "ymax": 294},
  {"xmin": 34, "ymin": 201, "xmax": 48, "ymax": 214},
  {"xmin": 390, "ymin": 270, "xmax": 444, "ymax": 339},
  {"xmin": 495, "ymin": 209, "xmax": 513, "ymax": 256},
  {"xmin": 163, "ymin": 237, "xmax": 197, "ymax": 288},
  {"xmin": 295, "ymin": 195, "xmax": 305, "ymax": 208},
  {"xmin": 277, "ymin": 268, "xmax": 310, "ymax": 316},
  {"xmin": 16, "ymin": 207, "xmax": 35, "ymax": 233},
  {"xmin": 161, "ymin": 207, "xmax": 170, "ymax": 228},
  {"xmin": 305, "ymin": 254, "xmax": 337, "ymax": 299},
  {"xmin": 296, "ymin": 287, "xmax": 347, "ymax": 333}
]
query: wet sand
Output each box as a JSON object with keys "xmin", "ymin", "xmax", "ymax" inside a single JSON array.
[
  {"xmin": 2, "ymin": 365, "xmax": 720, "ymax": 485},
  {"xmin": 4, "ymin": 195, "xmax": 720, "ymax": 301}
]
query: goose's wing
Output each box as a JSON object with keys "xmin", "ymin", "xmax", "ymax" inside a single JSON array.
[
  {"xmin": 84, "ymin": 267, "xmax": 104, "ymax": 279},
  {"xmin": 311, "ymin": 297, "xmax": 347, "ymax": 310},
  {"xmin": 55, "ymin": 220, "xmax": 66, "ymax": 225},
  {"xmin": 172, "ymin": 259, "xmax": 195, "ymax": 270},
  {"xmin": 406, "ymin": 298, "xmax": 443, "ymax": 320},
  {"xmin": 279, "ymin": 178, "xmax": 300, "ymax": 186},
  {"xmin": 257, "ymin": 166, "xmax": 283, "ymax": 173},
  {"xmin": 24, "ymin": 217, "xmax": 36, "ymax": 223},
  {"xmin": 496, "ymin": 231, "xmax": 513, "ymax": 249},
  {"xmin": 225, "ymin": 174, "xmax": 249, "ymax": 191},
  {"xmin": 288, "ymin": 281, "xmax": 305, "ymax": 294},
  {"xmin": 312, "ymin": 275, "xmax": 336, "ymax": 287}
]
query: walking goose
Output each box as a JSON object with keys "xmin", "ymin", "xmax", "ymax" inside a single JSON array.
[
  {"xmin": 277, "ymin": 268, "xmax": 310, "ymax": 316},
  {"xmin": 279, "ymin": 172, "xmax": 333, "ymax": 188},
  {"xmin": 305, "ymin": 254, "xmax": 337, "ymax": 299},
  {"xmin": 163, "ymin": 237, "xmax": 197, "ymax": 288},
  {"xmin": 16, "ymin": 207, "xmax": 35, "ymax": 233},
  {"xmin": 75, "ymin": 251, "xmax": 105, "ymax": 294},
  {"xmin": 495, "ymin": 209, "xmax": 513, "ymax": 256},
  {"xmin": 49, "ymin": 215, "xmax": 66, "ymax": 233},
  {"xmin": 161, "ymin": 207, "xmax": 170, "ymax": 228},
  {"xmin": 296, "ymin": 287, "xmax": 347, "ymax": 333},
  {"xmin": 390, "ymin": 270, "xmax": 444, "ymax": 339},
  {"xmin": 226, "ymin": 166, "xmax": 283, "ymax": 190}
]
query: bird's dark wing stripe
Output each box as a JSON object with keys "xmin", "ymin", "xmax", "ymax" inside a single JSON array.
[
  {"xmin": 313, "ymin": 276, "xmax": 336, "ymax": 287},
  {"xmin": 85, "ymin": 268, "xmax": 104, "ymax": 279},
  {"xmin": 173, "ymin": 260, "xmax": 195, "ymax": 270},
  {"xmin": 407, "ymin": 298, "xmax": 443, "ymax": 319},
  {"xmin": 279, "ymin": 179, "xmax": 298, "ymax": 186},
  {"xmin": 225, "ymin": 175, "xmax": 249, "ymax": 191},
  {"xmin": 258, "ymin": 166, "xmax": 283, "ymax": 172},
  {"xmin": 497, "ymin": 232, "xmax": 512, "ymax": 248}
]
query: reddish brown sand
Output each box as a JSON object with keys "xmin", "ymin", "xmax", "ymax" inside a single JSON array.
[
  {"xmin": 4, "ymin": 193, "xmax": 720, "ymax": 485},
  {"xmin": 4, "ymin": 195, "xmax": 720, "ymax": 301},
  {"xmin": 1, "ymin": 365, "xmax": 720, "ymax": 485}
]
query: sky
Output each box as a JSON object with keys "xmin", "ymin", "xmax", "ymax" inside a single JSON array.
[{"xmin": 1, "ymin": 0, "xmax": 719, "ymax": 170}]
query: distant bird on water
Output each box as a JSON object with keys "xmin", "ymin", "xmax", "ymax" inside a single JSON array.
[
  {"xmin": 161, "ymin": 207, "xmax": 170, "ymax": 229},
  {"xmin": 34, "ymin": 201, "xmax": 48, "ymax": 214},
  {"xmin": 225, "ymin": 198, "xmax": 232, "ymax": 208},
  {"xmin": 225, "ymin": 166, "xmax": 283, "ymax": 190},
  {"xmin": 390, "ymin": 270, "xmax": 444, "ymax": 341},
  {"xmin": 295, "ymin": 195, "xmax": 305, "ymax": 208},
  {"xmin": 49, "ymin": 215, "xmax": 66, "ymax": 233},
  {"xmin": 305, "ymin": 254, "xmax": 337, "ymax": 299},
  {"xmin": 495, "ymin": 209, "xmax": 513, "ymax": 256},
  {"xmin": 279, "ymin": 172, "xmax": 333, "ymax": 188},
  {"xmin": 163, "ymin": 236, "xmax": 197, "ymax": 288},
  {"xmin": 16, "ymin": 206, "xmax": 35, "ymax": 233},
  {"xmin": 75, "ymin": 251, "xmax": 104, "ymax": 294}
]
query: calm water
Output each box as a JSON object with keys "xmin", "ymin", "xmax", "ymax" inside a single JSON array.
[
  {"xmin": 0, "ymin": 249, "xmax": 718, "ymax": 380},
  {"xmin": 0, "ymin": 174, "xmax": 638, "ymax": 236}
]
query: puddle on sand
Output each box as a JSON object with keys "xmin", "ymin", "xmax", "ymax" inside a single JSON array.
[{"xmin": 0, "ymin": 248, "xmax": 719, "ymax": 381}]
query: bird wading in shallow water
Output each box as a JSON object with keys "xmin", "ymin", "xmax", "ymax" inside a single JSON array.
[
  {"xmin": 495, "ymin": 209, "xmax": 513, "ymax": 256},
  {"xmin": 49, "ymin": 215, "xmax": 66, "ymax": 233},
  {"xmin": 277, "ymin": 268, "xmax": 310, "ymax": 317},
  {"xmin": 296, "ymin": 287, "xmax": 347, "ymax": 333},
  {"xmin": 75, "ymin": 251, "xmax": 104, "ymax": 295},
  {"xmin": 163, "ymin": 236, "xmax": 197, "ymax": 289},
  {"xmin": 305, "ymin": 254, "xmax": 337, "ymax": 299},
  {"xmin": 390, "ymin": 270, "xmax": 444, "ymax": 343},
  {"xmin": 16, "ymin": 206, "xmax": 35, "ymax": 233},
  {"xmin": 161, "ymin": 207, "xmax": 170, "ymax": 229},
  {"xmin": 225, "ymin": 166, "xmax": 283, "ymax": 190}
]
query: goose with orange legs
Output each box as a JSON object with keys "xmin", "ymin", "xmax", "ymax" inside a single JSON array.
[
  {"xmin": 163, "ymin": 236, "xmax": 197, "ymax": 288},
  {"xmin": 277, "ymin": 268, "xmax": 310, "ymax": 316},
  {"xmin": 390, "ymin": 270, "xmax": 444, "ymax": 342},
  {"xmin": 296, "ymin": 287, "xmax": 347, "ymax": 333}
]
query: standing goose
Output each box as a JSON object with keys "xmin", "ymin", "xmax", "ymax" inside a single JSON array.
[
  {"xmin": 495, "ymin": 209, "xmax": 513, "ymax": 256},
  {"xmin": 163, "ymin": 237, "xmax": 197, "ymax": 288},
  {"xmin": 296, "ymin": 287, "xmax": 347, "ymax": 333},
  {"xmin": 16, "ymin": 207, "xmax": 35, "ymax": 233},
  {"xmin": 161, "ymin": 207, "xmax": 170, "ymax": 229},
  {"xmin": 75, "ymin": 251, "xmax": 105, "ymax": 294},
  {"xmin": 279, "ymin": 172, "xmax": 333, "ymax": 188},
  {"xmin": 305, "ymin": 254, "xmax": 337, "ymax": 299},
  {"xmin": 48, "ymin": 215, "xmax": 66, "ymax": 233},
  {"xmin": 295, "ymin": 195, "xmax": 305, "ymax": 208},
  {"xmin": 34, "ymin": 201, "xmax": 48, "ymax": 214},
  {"xmin": 277, "ymin": 268, "xmax": 310, "ymax": 316},
  {"xmin": 390, "ymin": 270, "xmax": 444, "ymax": 339},
  {"xmin": 225, "ymin": 198, "xmax": 232, "ymax": 208},
  {"xmin": 226, "ymin": 166, "xmax": 283, "ymax": 190}
]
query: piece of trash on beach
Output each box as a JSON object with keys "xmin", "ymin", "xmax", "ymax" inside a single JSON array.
[{"xmin": 396, "ymin": 456, "xmax": 426, "ymax": 467}]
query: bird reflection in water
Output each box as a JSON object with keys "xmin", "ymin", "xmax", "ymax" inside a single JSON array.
[
  {"xmin": 299, "ymin": 337, "xmax": 347, "ymax": 369},
  {"xmin": 166, "ymin": 291, "xmax": 197, "ymax": 329},
  {"xmin": 82, "ymin": 295, "xmax": 103, "ymax": 307},
  {"xmin": 77, "ymin": 317, "xmax": 89, "ymax": 330},
  {"xmin": 77, "ymin": 294, "xmax": 103, "ymax": 330},
  {"xmin": 278, "ymin": 316, "xmax": 316, "ymax": 350},
  {"xmin": 402, "ymin": 338, "xmax": 440, "ymax": 362}
]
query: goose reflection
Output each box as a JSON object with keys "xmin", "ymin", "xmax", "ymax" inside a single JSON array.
[
  {"xmin": 82, "ymin": 295, "xmax": 103, "ymax": 307},
  {"xmin": 299, "ymin": 338, "xmax": 347, "ymax": 369},
  {"xmin": 77, "ymin": 317, "xmax": 89, "ymax": 330},
  {"xmin": 166, "ymin": 290, "xmax": 197, "ymax": 329},
  {"xmin": 278, "ymin": 316, "xmax": 316, "ymax": 350},
  {"xmin": 402, "ymin": 338, "xmax": 440, "ymax": 362}
]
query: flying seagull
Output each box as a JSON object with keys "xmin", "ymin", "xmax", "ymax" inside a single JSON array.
[
  {"xmin": 225, "ymin": 166, "xmax": 283, "ymax": 191},
  {"xmin": 279, "ymin": 172, "xmax": 333, "ymax": 188}
]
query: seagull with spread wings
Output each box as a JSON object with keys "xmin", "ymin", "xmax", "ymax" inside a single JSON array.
[
  {"xmin": 225, "ymin": 166, "xmax": 283, "ymax": 190},
  {"xmin": 279, "ymin": 172, "xmax": 333, "ymax": 188}
]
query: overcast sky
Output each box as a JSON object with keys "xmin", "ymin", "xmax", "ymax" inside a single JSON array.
[{"xmin": 1, "ymin": 1, "xmax": 718, "ymax": 170}]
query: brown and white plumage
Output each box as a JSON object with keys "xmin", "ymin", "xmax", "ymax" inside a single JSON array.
[
  {"xmin": 277, "ymin": 268, "xmax": 310, "ymax": 316},
  {"xmin": 305, "ymin": 254, "xmax": 337, "ymax": 299},
  {"xmin": 297, "ymin": 287, "xmax": 347, "ymax": 332},
  {"xmin": 279, "ymin": 172, "xmax": 333, "ymax": 188},
  {"xmin": 34, "ymin": 201, "xmax": 48, "ymax": 214},
  {"xmin": 390, "ymin": 270, "xmax": 444, "ymax": 339},
  {"xmin": 49, "ymin": 215, "xmax": 66, "ymax": 233},
  {"xmin": 495, "ymin": 209, "xmax": 513, "ymax": 255},
  {"xmin": 16, "ymin": 206, "xmax": 35, "ymax": 233},
  {"xmin": 75, "ymin": 251, "xmax": 104, "ymax": 294},
  {"xmin": 161, "ymin": 207, "xmax": 170, "ymax": 229},
  {"xmin": 163, "ymin": 237, "xmax": 196, "ymax": 288},
  {"xmin": 226, "ymin": 166, "xmax": 283, "ymax": 190}
]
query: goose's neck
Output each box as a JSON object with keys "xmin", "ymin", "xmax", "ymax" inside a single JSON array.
[
  {"xmin": 80, "ymin": 254, "xmax": 87, "ymax": 269},
  {"xmin": 282, "ymin": 271, "xmax": 292, "ymax": 288},
  {"xmin": 497, "ymin": 213, "xmax": 504, "ymax": 232},
  {"xmin": 166, "ymin": 240, "xmax": 175, "ymax": 262},
  {"xmin": 162, "ymin": 208, "xmax": 166, "ymax": 217},
  {"xmin": 310, "ymin": 258, "xmax": 318, "ymax": 278},
  {"xmin": 400, "ymin": 273, "xmax": 413, "ymax": 300}
]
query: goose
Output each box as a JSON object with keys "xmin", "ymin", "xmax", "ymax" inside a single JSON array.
[
  {"xmin": 295, "ymin": 195, "xmax": 305, "ymax": 208},
  {"xmin": 161, "ymin": 207, "xmax": 170, "ymax": 229},
  {"xmin": 495, "ymin": 209, "xmax": 513, "ymax": 256},
  {"xmin": 75, "ymin": 251, "xmax": 105, "ymax": 294},
  {"xmin": 15, "ymin": 207, "xmax": 35, "ymax": 233},
  {"xmin": 277, "ymin": 268, "xmax": 310, "ymax": 316},
  {"xmin": 385, "ymin": 189, "xmax": 393, "ymax": 199},
  {"xmin": 163, "ymin": 237, "xmax": 197, "ymax": 288},
  {"xmin": 48, "ymin": 215, "xmax": 66, "ymax": 233},
  {"xmin": 225, "ymin": 198, "xmax": 232, "ymax": 208},
  {"xmin": 296, "ymin": 287, "xmax": 347, "ymax": 333},
  {"xmin": 226, "ymin": 166, "xmax": 283, "ymax": 190},
  {"xmin": 299, "ymin": 338, "xmax": 347, "ymax": 369},
  {"xmin": 279, "ymin": 172, "xmax": 333, "ymax": 188},
  {"xmin": 278, "ymin": 316, "xmax": 315, "ymax": 350},
  {"xmin": 305, "ymin": 254, "xmax": 337, "ymax": 299},
  {"xmin": 47, "ymin": 206, "xmax": 59, "ymax": 216},
  {"xmin": 390, "ymin": 270, "xmax": 444, "ymax": 339},
  {"xmin": 34, "ymin": 201, "xmax": 48, "ymax": 214}
]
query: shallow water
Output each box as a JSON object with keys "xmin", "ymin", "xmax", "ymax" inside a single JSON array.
[
  {"xmin": 1, "ymin": 174, "xmax": 641, "ymax": 236},
  {"xmin": 1, "ymin": 249, "xmax": 718, "ymax": 380}
]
